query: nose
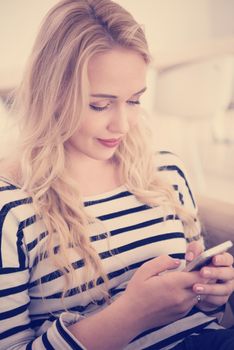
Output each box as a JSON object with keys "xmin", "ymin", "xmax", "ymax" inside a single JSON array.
[{"xmin": 107, "ymin": 105, "xmax": 130, "ymax": 134}]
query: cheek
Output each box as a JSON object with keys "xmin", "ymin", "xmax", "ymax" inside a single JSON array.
[
  {"xmin": 129, "ymin": 111, "xmax": 140, "ymax": 128},
  {"xmin": 77, "ymin": 117, "xmax": 103, "ymax": 136}
]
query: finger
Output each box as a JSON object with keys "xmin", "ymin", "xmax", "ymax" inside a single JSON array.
[
  {"xmin": 185, "ymin": 241, "xmax": 203, "ymax": 262},
  {"xmin": 136, "ymin": 255, "xmax": 181, "ymax": 280},
  {"xmin": 163, "ymin": 270, "xmax": 208, "ymax": 289},
  {"xmin": 185, "ymin": 290, "xmax": 202, "ymax": 307},
  {"xmin": 193, "ymin": 280, "xmax": 234, "ymax": 297},
  {"xmin": 200, "ymin": 266, "xmax": 234, "ymax": 282},
  {"xmin": 212, "ymin": 252, "xmax": 234, "ymax": 267},
  {"xmin": 196, "ymin": 295, "xmax": 228, "ymax": 307}
]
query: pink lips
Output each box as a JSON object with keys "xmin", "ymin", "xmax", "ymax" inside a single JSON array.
[{"xmin": 97, "ymin": 138, "xmax": 121, "ymax": 148}]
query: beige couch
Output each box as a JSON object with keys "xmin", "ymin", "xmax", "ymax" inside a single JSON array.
[{"xmin": 197, "ymin": 195, "xmax": 234, "ymax": 328}]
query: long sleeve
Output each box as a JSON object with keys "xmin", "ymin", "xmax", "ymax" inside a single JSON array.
[{"xmin": 0, "ymin": 182, "xmax": 86, "ymax": 350}]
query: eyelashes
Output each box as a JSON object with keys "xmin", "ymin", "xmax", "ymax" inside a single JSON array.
[
  {"xmin": 128, "ymin": 100, "xmax": 140, "ymax": 106},
  {"xmin": 89, "ymin": 104, "xmax": 110, "ymax": 112},
  {"xmin": 89, "ymin": 100, "xmax": 140, "ymax": 112}
]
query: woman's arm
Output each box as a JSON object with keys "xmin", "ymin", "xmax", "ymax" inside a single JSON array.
[
  {"xmin": 67, "ymin": 256, "xmax": 206, "ymax": 350},
  {"xmin": 68, "ymin": 293, "xmax": 140, "ymax": 350}
]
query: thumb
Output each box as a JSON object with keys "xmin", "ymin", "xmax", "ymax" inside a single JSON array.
[
  {"xmin": 135, "ymin": 255, "xmax": 181, "ymax": 281},
  {"xmin": 185, "ymin": 241, "xmax": 203, "ymax": 262}
]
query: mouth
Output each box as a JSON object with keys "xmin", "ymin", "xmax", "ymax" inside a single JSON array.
[{"xmin": 97, "ymin": 138, "xmax": 121, "ymax": 148}]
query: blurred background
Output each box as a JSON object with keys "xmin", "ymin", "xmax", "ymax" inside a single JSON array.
[{"xmin": 0, "ymin": 0, "xmax": 234, "ymax": 203}]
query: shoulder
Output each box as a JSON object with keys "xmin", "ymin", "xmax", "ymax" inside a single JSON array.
[
  {"xmin": 0, "ymin": 157, "xmax": 21, "ymax": 184},
  {"xmin": 0, "ymin": 176, "xmax": 32, "ymax": 224},
  {"xmin": 154, "ymin": 150, "xmax": 196, "ymax": 208},
  {"xmin": 154, "ymin": 150, "xmax": 189, "ymax": 179},
  {"xmin": 0, "ymin": 176, "xmax": 35, "ymax": 268}
]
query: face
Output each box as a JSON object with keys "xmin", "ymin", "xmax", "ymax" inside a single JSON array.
[{"xmin": 67, "ymin": 48, "xmax": 147, "ymax": 163}]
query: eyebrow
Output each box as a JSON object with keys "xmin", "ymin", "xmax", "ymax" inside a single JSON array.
[{"xmin": 90, "ymin": 86, "xmax": 147, "ymax": 99}]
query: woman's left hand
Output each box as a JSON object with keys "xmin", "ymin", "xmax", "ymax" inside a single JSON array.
[
  {"xmin": 186, "ymin": 240, "xmax": 234, "ymax": 311},
  {"xmin": 193, "ymin": 251, "xmax": 234, "ymax": 311}
]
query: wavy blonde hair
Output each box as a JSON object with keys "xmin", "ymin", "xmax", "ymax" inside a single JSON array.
[{"xmin": 7, "ymin": 0, "xmax": 198, "ymax": 301}]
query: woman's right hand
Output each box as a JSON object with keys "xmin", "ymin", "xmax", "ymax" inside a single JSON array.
[
  {"xmin": 68, "ymin": 256, "xmax": 207, "ymax": 350},
  {"xmin": 122, "ymin": 255, "xmax": 207, "ymax": 331}
]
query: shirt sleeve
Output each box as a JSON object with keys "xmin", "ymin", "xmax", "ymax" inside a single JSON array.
[
  {"xmin": 0, "ymin": 199, "xmax": 86, "ymax": 350},
  {"xmin": 156, "ymin": 151, "xmax": 204, "ymax": 245}
]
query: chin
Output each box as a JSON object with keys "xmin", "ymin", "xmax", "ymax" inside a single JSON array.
[{"xmin": 92, "ymin": 150, "xmax": 116, "ymax": 162}]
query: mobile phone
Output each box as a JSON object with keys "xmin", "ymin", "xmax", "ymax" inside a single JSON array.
[{"xmin": 184, "ymin": 240, "xmax": 233, "ymax": 272}]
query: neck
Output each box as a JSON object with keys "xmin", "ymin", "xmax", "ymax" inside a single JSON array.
[{"xmin": 66, "ymin": 154, "xmax": 122, "ymax": 197}]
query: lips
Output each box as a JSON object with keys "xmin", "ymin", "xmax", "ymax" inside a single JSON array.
[{"xmin": 97, "ymin": 138, "xmax": 121, "ymax": 148}]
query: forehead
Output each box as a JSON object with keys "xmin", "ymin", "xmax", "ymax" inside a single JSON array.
[{"xmin": 87, "ymin": 48, "xmax": 147, "ymax": 97}]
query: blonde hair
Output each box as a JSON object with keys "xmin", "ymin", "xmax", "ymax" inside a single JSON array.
[{"xmin": 6, "ymin": 0, "xmax": 198, "ymax": 302}]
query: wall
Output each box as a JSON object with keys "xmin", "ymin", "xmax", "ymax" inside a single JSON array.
[
  {"xmin": 0, "ymin": 0, "xmax": 58, "ymax": 87},
  {"xmin": 1, "ymin": 0, "xmax": 234, "ymax": 88},
  {"xmin": 116, "ymin": 0, "xmax": 212, "ymax": 53}
]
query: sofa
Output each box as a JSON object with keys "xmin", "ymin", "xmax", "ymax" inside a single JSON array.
[{"xmin": 197, "ymin": 195, "xmax": 234, "ymax": 328}]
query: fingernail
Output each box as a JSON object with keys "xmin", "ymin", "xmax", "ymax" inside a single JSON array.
[
  {"xmin": 185, "ymin": 252, "xmax": 194, "ymax": 261},
  {"xmin": 174, "ymin": 259, "xmax": 181, "ymax": 265},
  {"xmin": 214, "ymin": 256, "xmax": 221, "ymax": 265},
  {"xmin": 202, "ymin": 268, "xmax": 211, "ymax": 277},
  {"xmin": 196, "ymin": 286, "xmax": 204, "ymax": 292}
]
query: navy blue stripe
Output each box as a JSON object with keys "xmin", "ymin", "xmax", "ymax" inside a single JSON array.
[
  {"xmin": 92, "ymin": 214, "xmax": 178, "ymax": 241},
  {"xmin": 29, "ymin": 257, "xmax": 85, "ymax": 288},
  {"xmin": 42, "ymin": 332, "xmax": 55, "ymax": 350},
  {"xmin": 0, "ymin": 267, "xmax": 27, "ymax": 274},
  {"xmin": 29, "ymin": 242, "xmax": 67, "ymax": 269},
  {"xmin": 158, "ymin": 165, "xmax": 196, "ymax": 207},
  {"xmin": 0, "ymin": 302, "xmax": 30, "ymax": 320},
  {"xmin": 16, "ymin": 226, "xmax": 26, "ymax": 268},
  {"xmin": 18, "ymin": 215, "xmax": 37, "ymax": 231},
  {"xmin": 97, "ymin": 204, "xmax": 151, "ymax": 221},
  {"xmin": 179, "ymin": 191, "xmax": 184, "ymax": 205},
  {"xmin": 0, "ymin": 282, "xmax": 28, "ymax": 297},
  {"xmin": 31, "ymin": 296, "xmax": 106, "ymax": 316},
  {"xmin": 29, "ymin": 269, "xmax": 65, "ymax": 289},
  {"xmin": 55, "ymin": 319, "xmax": 84, "ymax": 349},
  {"xmin": 84, "ymin": 190, "xmax": 131, "ymax": 206},
  {"xmin": 31, "ymin": 315, "xmax": 59, "ymax": 323},
  {"xmin": 100, "ymin": 232, "xmax": 184, "ymax": 259},
  {"xmin": 27, "ymin": 231, "xmax": 48, "ymax": 251},
  {"xmin": 30, "ymin": 252, "xmax": 49, "ymax": 270},
  {"xmin": 0, "ymin": 184, "xmax": 18, "ymax": 191},
  {"xmin": 90, "ymin": 232, "xmax": 109, "ymax": 242},
  {"xmin": 0, "ymin": 323, "xmax": 31, "ymax": 340},
  {"xmin": 25, "ymin": 341, "xmax": 33, "ymax": 350},
  {"xmin": 0, "ymin": 197, "xmax": 33, "ymax": 267},
  {"xmin": 109, "ymin": 214, "xmax": 179, "ymax": 237},
  {"xmin": 0, "ymin": 198, "xmax": 33, "ymax": 218},
  {"xmin": 84, "ymin": 185, "xmax": 179, "ymax": 209},
  {"xmin": 30, "ymin": 240, "xmax": 79, "ymax": 269},
  {"xmin": 30, "ymin": 318, "xmax": 50, "ymax": 329}
]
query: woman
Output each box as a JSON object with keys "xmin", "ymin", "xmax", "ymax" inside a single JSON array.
[{"xmin": 0, "ymin": 1, "xmax": 234, "ymax": 349}]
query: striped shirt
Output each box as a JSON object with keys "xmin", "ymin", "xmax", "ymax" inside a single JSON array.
[{"xmin": 0, "ymin": 152, "xmax": 223, "ymax": 349}]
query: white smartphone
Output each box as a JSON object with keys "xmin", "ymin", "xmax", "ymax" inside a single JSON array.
[{"xmin": 184, "ymin": 240, "xmax": 233, "ymax": 272}]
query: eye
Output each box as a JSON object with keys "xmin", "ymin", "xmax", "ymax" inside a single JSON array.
[
  {"xmin": 127, "ymin": 100, "xmax": 140, "ymax": 106},
  {"xmin": 89, "ymin": 103, "xmax": 110, "ymax": 112}
]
